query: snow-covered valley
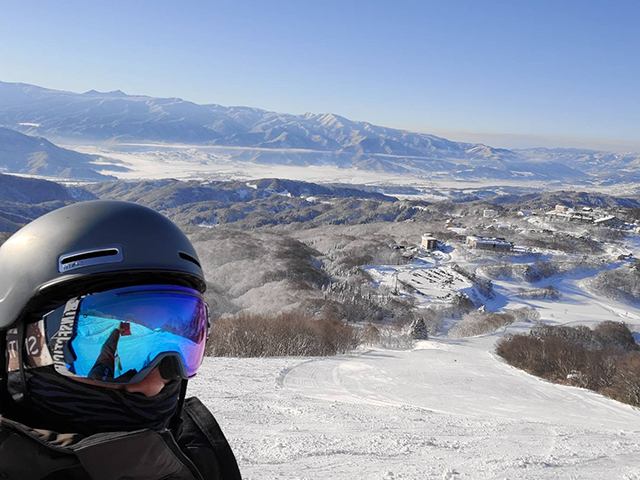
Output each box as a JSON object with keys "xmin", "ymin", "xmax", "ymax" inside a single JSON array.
[{"xmin": 68, "ymin": 143, "xmax": 640, "ymax": 198}]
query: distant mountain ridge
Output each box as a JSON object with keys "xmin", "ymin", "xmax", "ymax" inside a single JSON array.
[
  {"xmin": 1, "ymin": 172, "xmax": 638, "ymax": 235},
  {"xmin": 0, "ymin": 81, "xmax": 603, "ymax": 181},
  {"xmin": 0, "ymin": 127, "xmax": 127, "ymax": 180},
  {"xmin": 516, "ymin": 147, "xmax": 640, "ymax": 183},
  {"xmin": 0, "ymin": 174, "xmax": 403, "ymax": 232},
  {"xmin": 0, "ymin": 172, "xmax": 72, "ymax": 203},
  {"xmin": 82, "ymin": 177, "xmax": 395, "ymax": 210},
  {"xmin": 0, "ymin": 173, "xmax": 75, "ymax": 232},
  {"xmin": 491, "ymin": 190, "xmax": 640, "ymax": 209}
]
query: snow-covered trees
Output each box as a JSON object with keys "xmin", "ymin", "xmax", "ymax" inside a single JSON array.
[
  {"xmin": 448, "ymin": 307, "xmax": 539, "ymax": 338},
  {"xmin": 528, "ymin": 321, "xmax": 637, "ymax": 353},
  {"xmin": 587, "ymin": 262, "xmax": 640, "ymax": 305},
  {"xmin": 516, "ymin": 286, "xmax": 562, "ymax": 299},
  {"xmin": 451, "ymin": 264, "xmax": 494, "ymax": 298},
  {"xmin": 410, "ymin": 318, "xmax": 429, "ymax": 340}
]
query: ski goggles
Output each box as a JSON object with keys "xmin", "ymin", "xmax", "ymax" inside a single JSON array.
[{"xmin": 43, "ymin": 284, "xmax": 210, "ymax": 384}]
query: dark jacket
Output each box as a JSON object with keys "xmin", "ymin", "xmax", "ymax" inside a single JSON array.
[{"xmin": 0, "ymin": 397, "xmax": 242, "ymax": 480}]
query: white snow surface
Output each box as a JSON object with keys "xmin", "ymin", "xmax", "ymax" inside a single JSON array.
[{"xmin": 190, "ymin": 338, "xmax": 640, "ymax": 479}]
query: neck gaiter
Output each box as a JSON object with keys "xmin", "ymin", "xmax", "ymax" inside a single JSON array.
[{"xmin": 16, "ymin": 367, "xmax": 181, "ymax": 436}]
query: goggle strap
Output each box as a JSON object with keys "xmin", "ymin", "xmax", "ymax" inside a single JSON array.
[
  {"xmin": 50, "ymin": 297, "xmax": 81, "ymax": 379},
  {"xmin": 205, "ymin": 304, "xmax": 211, "ymax": 341}
]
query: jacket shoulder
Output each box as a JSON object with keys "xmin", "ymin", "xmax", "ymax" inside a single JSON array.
[
  {"xmin": 177, "ymin": 397, "xmax": 242, "ymax": 480},
  {"xmin": 0, "ymin": 419, "xmax": 87, "ymax": 480}
]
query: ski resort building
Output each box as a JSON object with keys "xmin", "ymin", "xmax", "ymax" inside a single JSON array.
[
  {"xmin": 421, "ymin": 234, "xmax": 438, "ymax": 251},
  {"xmin": 546, "ymin": 209, "xmax": 629, "ymax": 229},
  {"xmin": 594, "ymin": 215, "xmax": 626, "ymax": 228},
  {"xmin": 466, "ymin": 236, "xmax": 513, "ymax": 252},
  {"xmin": 545, "ymin": 210, "xmax": 594, "ymax": 224}
]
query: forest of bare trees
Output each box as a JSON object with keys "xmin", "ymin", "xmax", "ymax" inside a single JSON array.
[{"xmin": 497, "ymin": 322, "xmax": 640, "ymax": 406}]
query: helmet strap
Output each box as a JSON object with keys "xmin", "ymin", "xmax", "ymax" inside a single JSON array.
[
  {"xmin": 169, "ymin": 378, "xmax": 188, "ymax": 434},
  {"xmin": 0, "ymin": 326, "xmax": 29, "ymax": 416},
  {"xmin": 16, "ymin": 322, "xmax": 31, "ymax": 409},
  {"xmin": 0, "ymin": 333, "xmax": 8, "ymax": 414}
]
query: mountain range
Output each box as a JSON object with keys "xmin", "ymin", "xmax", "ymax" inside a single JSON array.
[
  {"xmin": 0, "ymin": 173, "xmax": 74, "ymax": 232},
  {"xmin": 0, "ymin": 80, "xmax": 639, "ymax": 182},
  {"xmin": 0, "ymin": 127, "xmax": 127, "ymax": 180}
]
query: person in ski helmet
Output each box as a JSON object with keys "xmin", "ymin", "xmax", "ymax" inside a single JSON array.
[{"xmin": 0, "ymin": 200, "xmax": 241, "ymax": 479}]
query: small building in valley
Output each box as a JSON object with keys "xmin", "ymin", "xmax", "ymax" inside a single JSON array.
[
  {"xmin": 445, "ymin": 219, "xmax": 460, "ymax": 228},
  {"xmin": 421, "ymin": 234, "xmax": 438, "ymax": 251},
  {"xmin": 466, "ymin": 235, "xmax": 513, "ymax": 252}
]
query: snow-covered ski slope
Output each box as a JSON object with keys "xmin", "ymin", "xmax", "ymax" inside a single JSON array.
[
  {"xmin": 191, "ymin": 336, "xmax": 640, "ymax": 479},
  {"xmin": 191, "ymin": 323, "xmax": 640, "ymax": 478},
  {"xmin": 190, "ymin": 238, "xmax": 640, "ymax": 479}
]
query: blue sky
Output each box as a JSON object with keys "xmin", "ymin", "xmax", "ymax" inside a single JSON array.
[{"xmin": 1, "ymin": 0, "xmax": 638, "ymax": 150}]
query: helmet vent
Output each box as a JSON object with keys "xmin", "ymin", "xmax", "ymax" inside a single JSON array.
[
  {"xmin": 59, "ymin": 246, "xmax": 124, "ymax": 273},
  {"xmin": 179, "ymin": 252, "xmax": 201, "ymax": 268}
]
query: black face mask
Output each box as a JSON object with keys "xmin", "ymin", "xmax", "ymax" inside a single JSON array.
[{"xmin": 15, "ymin": 367, "xmax": 182, "ymax": 436}]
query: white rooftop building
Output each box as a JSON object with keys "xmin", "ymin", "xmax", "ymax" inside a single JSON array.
[
  {"xmin": 421, "ymin": 234, "xmax": 438, "ymax": 251},
  {"xmin": 466, "ymin": 236, "xmax": 513, "ymax": 252}
]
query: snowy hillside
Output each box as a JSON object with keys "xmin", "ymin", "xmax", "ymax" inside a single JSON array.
[{"xmin": 2, "ymin": 170, "xmax": 640, "ymax": 478}]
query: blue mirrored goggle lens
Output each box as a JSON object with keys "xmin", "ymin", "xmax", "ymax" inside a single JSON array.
[{"xmin": 66, "ymin": 285, "xmax": 208, "ymax": 383}]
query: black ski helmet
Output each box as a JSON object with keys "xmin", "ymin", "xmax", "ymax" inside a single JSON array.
[{"xmin": 0, "ymin": 200, "xmax": 206, "ymax": 331}]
